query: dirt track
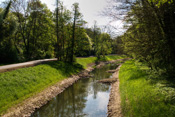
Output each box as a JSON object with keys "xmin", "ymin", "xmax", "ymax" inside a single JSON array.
[{"xmin": 0, "ymin": 59, "xmax": 57, "ymax": 73}]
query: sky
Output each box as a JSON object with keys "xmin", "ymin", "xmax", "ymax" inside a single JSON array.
[
  {"xmin": 41, "ymin": 0, "xmax": 124, "ymax": 35},
  {"xmin": 41, "ymin": 0, "xmax": 110, "ymax": 27}
]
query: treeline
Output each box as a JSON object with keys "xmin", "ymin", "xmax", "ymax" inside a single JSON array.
[
  {"xmin": 112, "ymin": 0, "xmax": 175, "ymax": 77},
  {"xmin": 0, "ymin": 0, "xmax": 117, "ymax": 64}
]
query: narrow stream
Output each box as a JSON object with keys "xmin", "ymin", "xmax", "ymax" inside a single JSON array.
[{"xmin": 31, "ymin": 63, "xmax": 118, "ymax": 117}]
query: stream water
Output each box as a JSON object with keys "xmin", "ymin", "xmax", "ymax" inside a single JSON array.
[{"xmin": 31, "ymin": 63, "xmax": 118, "ymax": 117}]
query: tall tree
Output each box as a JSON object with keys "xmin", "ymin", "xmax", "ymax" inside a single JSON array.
[
  {"xmin": 70, "ymin": 3, "xmax": 80, "ymax": 62},
  {"xmin": 0, "ymin": 0, "xmax": 12, "ymax": 39},
  {"xmin": 11, "ymin": 0, "xmax": 55, "ymax": 60},
  {"xmin": 55, "ymin": 0, "xmax": 60, "ymax": 60},
  {"xmin": 92, "ymin": 21, "xmax": 101, "ymax": 59}
]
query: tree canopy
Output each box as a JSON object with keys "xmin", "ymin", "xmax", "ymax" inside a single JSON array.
[
  {"xmin": 0, "ymin": 0, "xmax": 115, "ymax": 64},
  {"xmin": 108, "ymin": 0, "xmax": 175, "ymax": 77}
]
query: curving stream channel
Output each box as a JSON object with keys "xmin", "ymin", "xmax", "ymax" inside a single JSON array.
[{"xmin": 31, "ymin": 63, "xmax": 118, "ymax": 117}]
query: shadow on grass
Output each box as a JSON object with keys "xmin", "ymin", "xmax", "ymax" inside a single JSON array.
[
  {"xmin": 127, "ymin": 67, "xmax": 148, "ymax": 80},
  {"xmin": 149, "ymin": 72, "xmax": 175, "ymax": 87},
  {"xmin": 45, "ymin": 61, "xmax": 84, "ymax": 77},
  {"xmin": 148, "ymin": 72, "xmax": 175, "ymax": 106}
]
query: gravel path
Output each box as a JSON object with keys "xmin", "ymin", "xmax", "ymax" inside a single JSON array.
[{"xmin": 0, "ymin": 59, "xmax": 57, "ymax": 73}]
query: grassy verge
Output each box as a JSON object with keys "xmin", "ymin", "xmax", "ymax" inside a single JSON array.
[
  {"xmin": 93, "ymin": 55, "xmax": 128, "ymax": 63},
  {"xmin": 119, "ymin": 60, "xmax": 175, "ymax": 117},
  {"xmin": 105, "ymin": 55, "xmax": 127, "ymax": 61},
  {"xmin": 0, "ymin": 55, "xmax": 126, "ymax": 115},
  {"xmin": 76, "ymin": 57, "xmax": 96, "ymax": 68},
  {"xmin": 0, "ymin": 62, "xmax": 83, "ymax": 115},
  {"xmin": 76, "ymin": 55, "xmax": 127, "ymax": 68}
]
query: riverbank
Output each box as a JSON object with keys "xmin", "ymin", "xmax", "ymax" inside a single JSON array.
[
  {"xmin": 98, "ymin": 65, "xmax": 123, "ymax": 117},
  {"xmin": 108, "ymin": 65, "xmax": 122, "ymax": 117},
  {"xmin": 0, "ymin": 55, "xmax": 127, "ymax": 116},
  {"xmin": 119, "ymin": 60, "xmax": 175, "ymax": 116},
  {"xmin": 2, "ymin": 64, "xmax": 95, "ymax": 117}
]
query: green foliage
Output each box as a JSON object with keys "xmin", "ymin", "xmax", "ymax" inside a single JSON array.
[
  {"xmin": 119, "ymin": 60, "xmax": 175, "ymax": 116},
  {"xmin": 0, "ymin": 2, "xmax": 19, "ymax": 64},
  {"xmin": 148, "ymin": 0, "xmax": 173, "ymax": 7},
  {"xmin": 75, "ymin": 31, "xmax": 92, "ymax": 57},
  {"xmin": 0, "ymin": 1, "xmax": 11, "ymax": 27},
  {"xmin": 111, "ymin": 36, "xmax": 124, "ymax": 54},
  {"xmin": 86, "ymin": 24, "xmax": 114, "ymax": 59},
  {"xmin": 95, "ymin": 33, "xmax": 112, "ymax": 58},
  {"xmin": 121, "ymin": 0, "xmax": 175, "ymax": 77},
  {"xmin": 0, "ymin": 0, "xmax": 114, "ymax": 65}
]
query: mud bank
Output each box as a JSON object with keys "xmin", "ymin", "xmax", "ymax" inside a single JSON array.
[
  {"xmin": 2, "ymin": 64, "xmax": 95, "ymax": 117},
  {"xmin": 107, "ymin": 65, "xmax": 123, "ymax": 117}
]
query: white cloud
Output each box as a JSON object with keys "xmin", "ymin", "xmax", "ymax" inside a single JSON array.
[{"xmin": 41, "ymin": 0, "xmax": 110, "ymax": 27}]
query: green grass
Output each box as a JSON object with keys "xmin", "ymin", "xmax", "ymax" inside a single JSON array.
[
  {"xmin": 77, "ymin": 57, "xmax": 96, "ymax": 68},
  {"xmin": 0, "ymin": 55, "xmax": 127, "ymax": 115},
  {"xmin": 76, "ymin": 55, "xmax": 127, "ymax": 68},
  {"xmin": 119, "ymin": 60, "xmax": 175, "ymax": 117},
  {"xmin": 0, "ymin": 61, "xmax": 83, "ymax": 115},
  {"xmin": 105, "ymin": 55, "xmax": 127, "ymax": 61},
  {"xmin": 96, "ymin": 55, "xmax": 127, "ymax": 62}
]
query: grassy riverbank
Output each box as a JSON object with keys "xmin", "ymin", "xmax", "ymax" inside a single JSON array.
[
  {"xmin": 119, "ymin": 60, "xmax": 175, "ymax": 117},
  {"xmin": 77, "ymin": 55, "xmax": 127, "ymax": 68},
  {"xmin": 0, "ymin": 62, "xmax": 83, "ymax": 114},
  {"xmin": 0, "ymin": 55, "xmax": 125, "ymax": 115}
]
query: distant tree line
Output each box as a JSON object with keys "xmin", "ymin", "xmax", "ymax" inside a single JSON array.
[{"xmin": 0, "ymin": 0, "xmax": 119, "ymax": 64}]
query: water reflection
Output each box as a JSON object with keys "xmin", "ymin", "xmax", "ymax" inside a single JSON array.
[{"xmin": 31, "ymin": 63, "xmax": 118, "ymax": 117}]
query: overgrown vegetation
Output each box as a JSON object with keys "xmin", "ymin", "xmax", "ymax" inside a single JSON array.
[
  {"xmin": 105, "ymin": 0, "xmax": 175, "ymax": 77},
  {"xmin": 119, "ymin": 60, "xmax": 175, "ymax": 117}
]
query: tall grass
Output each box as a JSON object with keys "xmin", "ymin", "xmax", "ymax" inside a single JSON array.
[{"xmin": 119, "ymin": 60, "xmax": 175, "ymax": 117}]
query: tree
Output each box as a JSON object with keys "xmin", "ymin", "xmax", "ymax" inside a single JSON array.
[
  {"xmin": 98, "ymin": 33, "xmax": 112, "ymax": 58},
  {"xmin": 0, "ymin": 0, "xmax": 19, "ymax": 63},
  {"xmin": 92, "ymin": 21, "xmax": 101, "ymax": 59},
  {"xmin": 55, "ymin": 0, "xmax": 61, "ymax": 60},
  {"xmin": 110, "ymin": 0, "xmax": 175, "ymax": 77},
  {"xmin": 11, "ymin": 0, "xmax": 55, "ymax": 60},
  {"xmin": 70, "ymin": 3, "xmax": 84, "ymax": 62}
]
